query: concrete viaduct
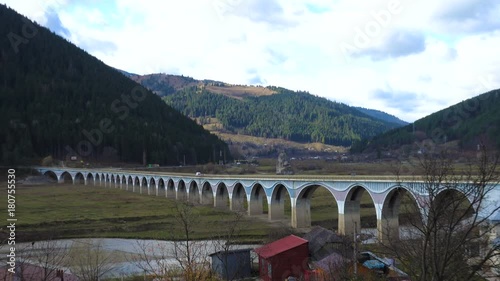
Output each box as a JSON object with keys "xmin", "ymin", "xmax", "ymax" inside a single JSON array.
[{"xmin": 34, "ymin": 167, "xmax": 500, "ymax": 241}]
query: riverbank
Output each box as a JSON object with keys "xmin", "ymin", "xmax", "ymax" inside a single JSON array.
[{"xmin": 0, "ymin": 238, "xmax": 261, "ymax": 279}]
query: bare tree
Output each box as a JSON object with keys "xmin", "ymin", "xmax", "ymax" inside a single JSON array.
[
  {"xmin": 67, "ymin": 239, "xmax": 116, "ymax": 281},
  {"xmin": 131, "ymin": 201, "xmax": 215, "ymax": 280},
  {"xmin": 130, "ymin": 239, "xmax": 178, "ymax": 280},
  {"xmin": 211, "ymin": 211, "xmax": 251, "ymax": 281},
  {"xmin": 382, "ymin": 149, "xmax": 500, "ymax": 281},
  {"xmin": 0, "ymin": 239, "xmax": 69, "ymax": 281},
  {"xmin": 170, "ymin": 202, "xmax": 213, "ymax": 281},
  {"xmin": 26, "ymin": 240, "xmax": 69, "ymax": 281}
]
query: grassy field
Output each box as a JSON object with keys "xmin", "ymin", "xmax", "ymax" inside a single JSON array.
[
  {"xmin": 4, "ymin": 184, "xmax": 277, "ymax": 243},
  {"xmin": 1, "ymin": 179, "xmax": 408, "ymax": 243}
]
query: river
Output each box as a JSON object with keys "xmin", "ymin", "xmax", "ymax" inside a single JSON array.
[{"xmin": 0, "ymin": 238, "xmax": 260, "ymax": 278}]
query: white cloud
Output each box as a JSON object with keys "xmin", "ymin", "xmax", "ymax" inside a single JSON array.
[{"xmin": 2, "ymin": 0, "xmax": 500, "ymax": 122}]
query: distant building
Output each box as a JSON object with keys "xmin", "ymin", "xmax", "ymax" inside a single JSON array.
[
  {"xmin": 209, "ymin": 248, "xmax": 252, "ymax": 280},
  {"xmin": 254, "ymin": 235, "xmax": 309, "ymax": 281}
]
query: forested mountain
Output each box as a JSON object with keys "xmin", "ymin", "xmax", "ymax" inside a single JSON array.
[
  {"xmin": 161, "ymin": 85, "xmax": 402, "ymax": 146},
  {"xmin": 0, "ymin": 5, "xmax": 227, "ymax": 165},
  {"xmin": 131, "ymin": 73, "xmax": 199, "ymax": 96},
  {"xmin": 354, "ymin": 107, "xmax": 408, "ymax": 126},
  {"xmin": 351, "ymin": 89, "xmax": 500, "ymax": 153}
]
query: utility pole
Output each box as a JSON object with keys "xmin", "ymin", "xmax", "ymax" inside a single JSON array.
[{"xmin": 353, "ymin": 221, "xmax": 358, "ymax": 277}]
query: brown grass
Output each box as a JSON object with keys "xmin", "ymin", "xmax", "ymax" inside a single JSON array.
[{"xmin": 205, "ymin": 85, "xmax": 276, "ymax": 99}]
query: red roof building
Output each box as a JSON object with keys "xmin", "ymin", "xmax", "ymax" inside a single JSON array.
[
  {"xmin": 254, "ymin": 235, "xmax": 309, "ymax": 281},
  {"xmin": 0, "ymin": 264, "xmax": 79, "ymax": 281}
]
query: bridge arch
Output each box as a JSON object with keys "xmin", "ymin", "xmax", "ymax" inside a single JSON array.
[
  {"xmin": 158, "ymin": 178, "xmax": 165, "ymax": 197},
  {"xmin": 140, "ymin": 177, "xmax": 147, "ymax": 194},
  {"xmin": 379, "ymin": 186, "xmax": 420, "ymax": 241},
  {"xmin": 339, "ymin": 185, "xmax": 376, "ymax": 237},
  {"xmin": 269, "ymin": 184, "xmax": 291, "ymax": 221},
  {"xmin": 126, "ymin": 175, "xmax": 133, "ymax": 190},
  {"xmin": 73, "ymin": 172, "xmax": 85, "ymax": 185},
  {"xmin": 231, "ymin": 183, "xmax": 247, "ymax": 212},
  {"xmin": 434, "ymin": 188, "xmax": 475, "ymax": 221},
  {"xmin": 215, "ymin": 182, "xmax": 229, "ymax": 209},
  {"xmin": 111, "ymin": 174, "xmax": 116, "ymax": 187},
  {"xmin": 188, "ymin": 181, "xmax": 200, "ymax": 204},
  {"xmin": 149, "ymin": 177, "xmax": 156, "ymax": 195},
  {"xmin": 60, "ymin": 171, "xmax": 73, "ymax": 184},
  {"xmin": 133, "ymin": 176, "xmax": 140, "ymax": 192},
  {"xmin": 177, "ymin": 180, "xmax": 187, "ymax": 200},
  {"xmin": 95, "ymin": 173, "xmax": 101, "ymax": 185},
  {"xmin": 86, "ymin": 173, "xmax": 94, "ymax": 185},
  {"xmin": 201, "ymin": 182, "xmax": 213, "ymax": 205},
  {"xmin": 114, "ymin": 174, "xmax": 119, "ymax": 186},
  {"xmin": 166, "ymin": 179, "xmax": 175, "ymax": 199},
  {"xmin": 248, "ymin": 183, "xmax": 269, "ymax": 216},
  {"xmin": 43, "ymin": 171, "xmax": 58, "ymax": 182},
  {"xmin": 293, "ymin": 184, "xmax": 338, "ymax": 229},
  {"xmin": 120, "ymin": 175, "xmax": 126, "ymax": 188}
]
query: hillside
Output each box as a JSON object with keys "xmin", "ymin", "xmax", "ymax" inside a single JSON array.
[
  {"xmin": 130, "ymin": 73, "xmax": 277, "ymax": 99},
  {"xmin": 354, "ymin": 107, "xmax": 408, "ymax": 126},
  {"xmin": 0, "ymin": 5, "xmax": 228, "ymax": 165},
  {"xmin": 130, "ymin": 74, "xmax": 404, "ymax": 147},
  {"xmin": 351, "ymin": 89, "xmax": 500, "ymax": 153},
  {"xmin": 167, "ymin": 86, "xmax": 403, "ymax": 146}
]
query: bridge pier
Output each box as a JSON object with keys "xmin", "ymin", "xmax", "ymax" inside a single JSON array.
[
  {"xmin": 268, "ymin": 201, "xmax": 285, "ymax": 220},
  {"xmin": 378, "ymin": 191, "xmax": 404, "ymax": 242},
  {"xmin": 248, "ymin": 198, "xmax": 263, "ymax": 215},
  {"xmin": 377, "ymin": 216, "xmax": 399, "ymax": 242},
  {"xmin": 291, "ymin": 198, "xmax": 311, "ymax": 228},
  {"xmin": 338, "ymin": 200, "xmax": 360, "ymax": 236},
  {"xmin": 269, "ymin": 185, "xmax": 289, "ymax": 220}
]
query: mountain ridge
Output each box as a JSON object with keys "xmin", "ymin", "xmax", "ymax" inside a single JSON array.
[
  {"xmin": 131, "ymin": 74, "xmax": 406, "ymax": 146},
  {"xmin": 129, "ymin": 73, "xmax": 407, "ymax": 147}
]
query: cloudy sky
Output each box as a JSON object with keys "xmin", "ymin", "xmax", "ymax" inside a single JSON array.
[{"xmin": 2, "ymin": 0, "xmax": 500, "ymax": 122}]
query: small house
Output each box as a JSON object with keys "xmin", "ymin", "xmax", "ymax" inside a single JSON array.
[
  {"xmin": 0, "ymin": 263, "xmax": 79, "ymax": 281},
  {"xmin": 209, "ymin": 248, "xmax": 252, "ymax": 280},
  {"xmin": 254, "ymin": 235, "xmax": 309, "ymax": 281}
]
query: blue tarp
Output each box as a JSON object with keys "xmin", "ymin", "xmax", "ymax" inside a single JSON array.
[{"xmin": 363, "ymin": 259, "xmax": 386, "ymax": 270}]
